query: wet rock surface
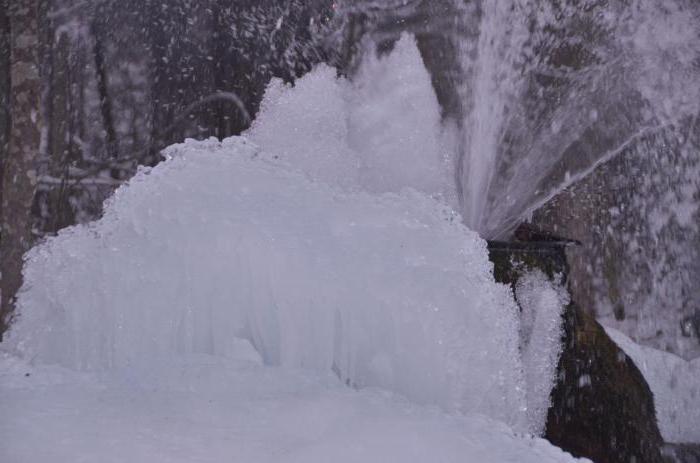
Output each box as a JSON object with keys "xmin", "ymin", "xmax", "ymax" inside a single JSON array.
[
  {"xmin": 546, "ymin": 304, "xmax": 665, "ymax": 463},
  {"xmin": 488, "ymin": 239, "xmax": 666, "ymax": 463}
]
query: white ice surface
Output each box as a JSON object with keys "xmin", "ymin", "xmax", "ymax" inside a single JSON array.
[{"xmin": 605, "ymin": 326, "xmax": 700, "ymax": 444}]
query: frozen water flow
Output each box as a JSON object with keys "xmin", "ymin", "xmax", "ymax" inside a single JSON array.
[
  {"xmin": 5, "ymin": 135, "xmax": 528, "ymax": 430},
  {"xmin": 516, "ymin": 270, "xmax": 568, "ymax": 436},
  {"xmin": 247, "ymin": 34, "xmax": 457, "ymax": 206}
]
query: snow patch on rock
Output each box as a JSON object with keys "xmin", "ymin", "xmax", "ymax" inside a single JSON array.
[{"xmin": 605, "ymin": 326, "xmax": 700, "ymax": 443}]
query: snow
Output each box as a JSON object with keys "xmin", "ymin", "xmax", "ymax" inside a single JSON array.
[
  {"xmin": 605, "ymin": 326, "xmax": 700, "ymax": 444},
  {"xmin": 0, "ymin": 352, "xmax": 585, "ymax": 463}
]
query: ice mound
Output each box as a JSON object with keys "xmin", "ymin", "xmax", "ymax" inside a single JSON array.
[
  {"xmin": 5, "ymin": 136, "xmax": 527, "ymax": 429},
  {"xmin": 246, "ymin": 34, "xmax": 457, "ymax": 205}
]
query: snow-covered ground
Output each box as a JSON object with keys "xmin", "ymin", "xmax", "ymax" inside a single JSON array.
[
  {"xmin": 605, "ymin": 326, "xmax": 700, "ymax": 444},
  {"xmin": 0, "ymin": 350, "xmax": 585, "ymax": 463}
]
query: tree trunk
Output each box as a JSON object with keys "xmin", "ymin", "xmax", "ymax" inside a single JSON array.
[
  {"xmin": 0, "ymin": 0, "xmax": 10, "ymax": 222},
  {"xmin": 0, "ymin": 0, "xmax": 42, "ymax": 338},
  {"xmin": 92, "ymin": 16, "xmax": 118, "ymax": 162},
  {"xmin": 145, "ymin": 0, "xmax": 172, "ymax": 166}
]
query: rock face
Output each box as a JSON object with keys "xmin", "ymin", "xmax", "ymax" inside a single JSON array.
[
  {"xmin": 488, "ymin": 239, "xmax": 666, "ymax": 463},
  {"xmin": 546, "ymin": 305, "xmax": 666, "ymax": 463}
]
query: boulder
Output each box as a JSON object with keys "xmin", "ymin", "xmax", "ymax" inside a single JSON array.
[{"xmin": 488, "ymin": 239, "xmax": 666, "ymax": 463}]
